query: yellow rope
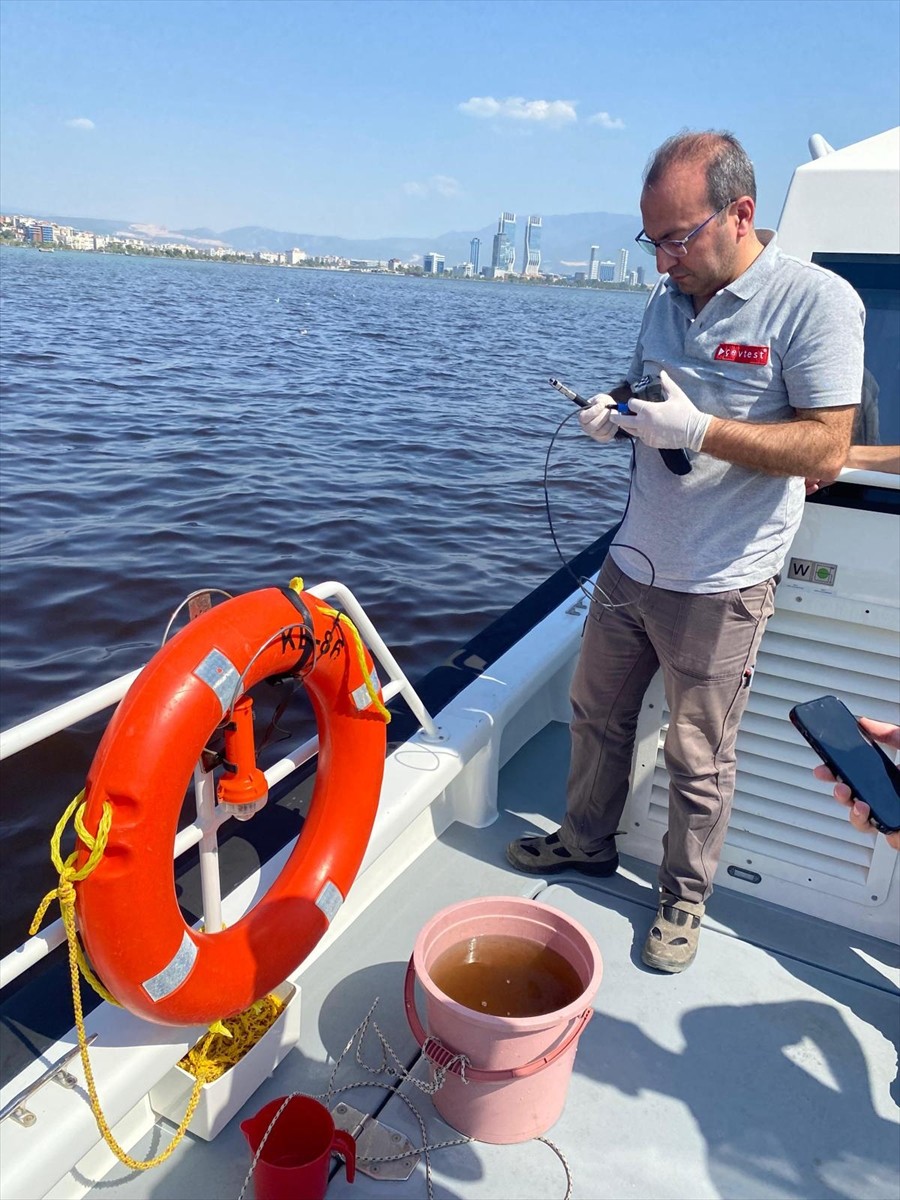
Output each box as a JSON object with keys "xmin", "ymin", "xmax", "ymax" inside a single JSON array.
[
  {"xmin": 288, "ymin": 576, "xmax": 391, "ymax": 722},
  {"xmin": 29, "ymin": 793, "xmax": 231, "ymax": 1170},
  {"xmin": 29, "ymin": 792, "xmax": 119, "ymax": 1006},
  {"xmin": 177, "ymin": 994, "xmax": 284, "ymax": 1082}
]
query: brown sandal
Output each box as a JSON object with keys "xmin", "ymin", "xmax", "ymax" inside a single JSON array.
[{"xmin": 641, "ymin": 893, "xmax": 705, "ymax": 973}]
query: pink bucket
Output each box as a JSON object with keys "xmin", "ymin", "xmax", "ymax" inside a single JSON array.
[{"xmin": 404, "ymin": 896, "xmax": 602, "ymax": 1143}]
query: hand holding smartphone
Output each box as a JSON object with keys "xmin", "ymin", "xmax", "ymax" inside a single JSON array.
[{"xmin": 789, "ymin": 695, "xmax": 900, "ymax": 833}]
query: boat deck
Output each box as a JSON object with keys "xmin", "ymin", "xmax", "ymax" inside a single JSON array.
[{"xmin": 86, "ymin": 722, "xmax": 899, "ymax": 1200}]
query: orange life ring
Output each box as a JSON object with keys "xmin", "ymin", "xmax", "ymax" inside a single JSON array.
[{"xmin": 75, "ymin": 585, "xmax": 387, "ymax": 1026}]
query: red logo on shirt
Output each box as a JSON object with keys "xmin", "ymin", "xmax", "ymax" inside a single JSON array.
[{"xmin": 714, "ymin": 343, "xmax": 770, "ymax": 365}]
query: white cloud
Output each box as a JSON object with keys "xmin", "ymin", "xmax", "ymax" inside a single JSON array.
[
  {"xmin": 65, "ymin": 117, "xmax": 95, "ymax": 131},
  {"xmin": 403, "ymin": 174, "xmax": 462, "ymax": 198},
  {"xmin": 588, "ymin": 111, "xmax": 625, "ymax": 130},
  {"xmin": 459, "ymin": 96, "xmax": 577, "ymax": 125},
  {"xmin": 431, "ymin": 174, "xmax": 461, "ymax": 197}
]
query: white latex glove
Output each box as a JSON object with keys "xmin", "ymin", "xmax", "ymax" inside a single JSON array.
[
  {"xmin": 609, "ymin": 370, "xmax": 711, "ymax": 452},
  {"xmin": 578, "ymin": 394, "xmax": 618, "ymax": 443}
]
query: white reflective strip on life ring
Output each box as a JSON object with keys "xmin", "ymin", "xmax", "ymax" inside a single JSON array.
[
  {"xmin": 193, "ymin": 648, "xmax": 242, "ymax": 716},
  {"xmin": 315, "ymin": 880, "xmax": 343, "ymax": 923},
  {"xmin": 141, "ymin": 930, "xmax": 198, "ymax": 1001},
  {"xmin": 351, "ymin": 668, "xmax": 381, "ymax": 712}
]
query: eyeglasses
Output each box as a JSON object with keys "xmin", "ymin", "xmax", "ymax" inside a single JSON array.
[{"xmin": 634, "ymin": 199, "xmax": 735, "ymax": 258}]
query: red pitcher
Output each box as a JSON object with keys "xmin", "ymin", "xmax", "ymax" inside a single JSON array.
[{"xmin": 241, "ymin": 1094, "xmax": 356, "ymax": 1200}]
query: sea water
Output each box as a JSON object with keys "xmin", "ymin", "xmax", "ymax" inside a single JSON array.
[{"xmin": 0, "ymin": 247, "xmax": 643, "ymax": 958}]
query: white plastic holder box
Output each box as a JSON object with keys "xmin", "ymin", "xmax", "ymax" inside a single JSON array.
[{"xmin": 149, "ymin": 981, "xmax": 301, "ymax": 1141}]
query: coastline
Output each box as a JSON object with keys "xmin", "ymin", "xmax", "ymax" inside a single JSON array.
[{"xmin": 0, "ymin": 242, "xmax": 651, "ymax": 292}]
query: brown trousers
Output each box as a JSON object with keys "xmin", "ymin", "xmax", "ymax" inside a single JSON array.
[{"xmin": 560, "ymin": 557, "xmax": 777, "ymax": 904}]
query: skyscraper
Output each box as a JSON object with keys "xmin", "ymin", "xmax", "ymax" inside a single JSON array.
[
  {"xmin": 523, "ymin": 216, "xmax": 542, "ymax": 277},
  {"xmin": 469, "ymin": 237, "xmax": 480, "ymax": 275},
  {"xmin": 614, "ymin": 248, "xmax": 629, "ymax": 284},
  {"xmin": 588, "ymin": 245, "xmax": 600, "ymax": 281},
  {"xmin": 491, "ymin": 212, "xmax": 517, "ymax": 274}
]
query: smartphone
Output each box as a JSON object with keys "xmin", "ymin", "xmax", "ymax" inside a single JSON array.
[
  {"xmin": 630, "ymin": 375, "xmax": 692, "ymax": 476},
  {"xmin": 789, "ymin": 695, "xmax": 900, "ymax": 833}
]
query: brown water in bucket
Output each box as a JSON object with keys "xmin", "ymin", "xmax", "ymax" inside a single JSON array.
[
  {"xmin": 429, "ymin": 934, "xmax": 584, "ymax": 1018},
  {"xmin": 407, "ymin": 896, "xmax": 603, "ymax": 1143}
]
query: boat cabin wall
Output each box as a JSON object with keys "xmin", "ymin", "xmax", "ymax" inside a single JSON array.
[{"xmin": 619, "ymin": 496, "xmax": 900, "ymax": 944}]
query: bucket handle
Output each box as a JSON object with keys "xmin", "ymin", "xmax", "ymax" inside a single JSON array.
[{"xmin": 403, "ymin": 957, "xmax": 593, "ymax": 1083}]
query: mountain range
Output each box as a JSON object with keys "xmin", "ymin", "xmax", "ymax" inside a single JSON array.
[{"xmin": 4, "ymin": 208, "xmax": 643, "ymax": 275}]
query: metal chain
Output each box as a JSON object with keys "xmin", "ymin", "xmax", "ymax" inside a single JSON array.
[{"xmin": 237, "ymin": 997, "xmax": 573, "ymax": 1200}]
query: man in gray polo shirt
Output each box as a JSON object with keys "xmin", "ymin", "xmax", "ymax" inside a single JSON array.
[{"xmin": 508, "ymin": 130, "xmax": 864, "ymax": 972}]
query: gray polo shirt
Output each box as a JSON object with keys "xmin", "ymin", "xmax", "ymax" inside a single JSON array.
[{"xmin": 610, "ymin": 232, "xmax": 865, "ymax": 592}]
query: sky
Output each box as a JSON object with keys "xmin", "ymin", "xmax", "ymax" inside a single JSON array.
[{"xmin": 1, "ymin": 0, "xmax": 898, "ymax": 239}]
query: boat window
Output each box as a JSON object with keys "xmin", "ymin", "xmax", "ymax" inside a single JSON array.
[{"xmin": 812, "ymin": 254, "xmax": 900, "ymax": 446}]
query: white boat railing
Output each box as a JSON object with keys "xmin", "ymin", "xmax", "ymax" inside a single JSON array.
[{"xmin": 0, "ymin": 581, "xmax": 437, "ymax": 993}]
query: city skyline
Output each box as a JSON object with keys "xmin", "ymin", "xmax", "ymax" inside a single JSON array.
[
  {"xmin": 0, "ymin": 194, "xmax": 639, "ymax": 265},
  {"xmin": 4, "ymin": 207, "xmax": 650, "ymax": 286},
  {"xmin": 1, "ymin": 1, "xmax": 897, "ymax": 240}
]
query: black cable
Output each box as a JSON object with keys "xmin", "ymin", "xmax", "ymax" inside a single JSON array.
[{"xmin": 542, "ymin": 409, "xmax": 655, "ymax": 614}]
